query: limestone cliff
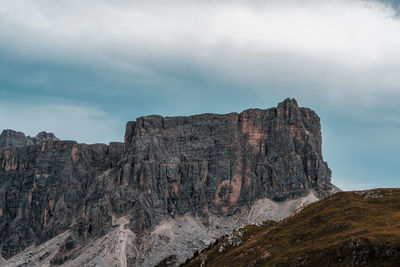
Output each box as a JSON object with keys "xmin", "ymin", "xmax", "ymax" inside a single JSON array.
[{"xmin": 0, "ymin": 99, "xmax": 337, "ymax": 266}]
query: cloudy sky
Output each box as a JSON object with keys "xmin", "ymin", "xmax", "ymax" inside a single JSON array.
[{"xmin": 0, "ymin": 0, "xmax": 399, "ymax": 190}]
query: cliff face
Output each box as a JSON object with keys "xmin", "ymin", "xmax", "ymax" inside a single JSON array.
[
  {"xmin": 0, "ymin": 99, "xmax": 336, "ymax": 266},
  {"xmin": 0, "ymin": 140, "xmax": 123, "ymax": 258},
  {"xmin": 119, "ymin": 98, "xmax": 331, "ymax": 232}
]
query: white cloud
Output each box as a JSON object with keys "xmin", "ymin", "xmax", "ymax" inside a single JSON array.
[
  {"xmin": 0, "ymin": 3, "xmax": 396, "ymax": 59},
  {"xmin": 0, "ymin": 0, "xmax": 399, "ymax": 113},
  {"xmin": 1, "ymin": 0, "xmax": 399, "ymax": 104}
]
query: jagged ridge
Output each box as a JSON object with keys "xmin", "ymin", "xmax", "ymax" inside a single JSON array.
[
  {"xmin": 0, "ymin": 129, "xmax": 58, "ymax": 150},
  {"xmin": 0, "ymin": 98, "xmax": 337, "ymax": 266}
]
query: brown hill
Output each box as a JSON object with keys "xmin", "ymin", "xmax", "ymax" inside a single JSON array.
[{"xmin": 184, "ymin": 188, "xmax": 400, "ymax": 267}]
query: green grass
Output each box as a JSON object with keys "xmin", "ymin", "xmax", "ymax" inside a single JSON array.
[{"xmin": 184, "ymin": 189, "xmax": 400, "ymax": 267}]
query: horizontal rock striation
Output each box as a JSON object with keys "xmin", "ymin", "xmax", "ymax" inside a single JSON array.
[{"xmin": 0, "ymin": 98, "xmax": 336, "ymax": 266}]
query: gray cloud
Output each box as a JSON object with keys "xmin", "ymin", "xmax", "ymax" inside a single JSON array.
[
  {"xmin": 0, "ymin": 0, "xmax": 399, "ymax": 190},
  {"xmin": 374, "ymin": 0, "xmax": 400, "ymax": 15}
]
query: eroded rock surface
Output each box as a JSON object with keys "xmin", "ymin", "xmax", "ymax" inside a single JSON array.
[
  {"xmin": 0, "ymin": 99, "xmax": 337, "ymax": 266},
  {"xmin": 0, "ymin": 140, "xmax": 123, "ymax": 259},
  {"xmin": 0, "ymin": 130, "xmax": 58, "ymax": 150}
]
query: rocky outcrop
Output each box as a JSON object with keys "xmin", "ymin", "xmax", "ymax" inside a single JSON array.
[
  {"xmin": 0, "ymin": 130, "xmax": 58, "ymax": 150},
  {"xmin": 112, "ymin": 98, "xmax": 333, "ymax": 234},
  {"xmin": 0, "ymin": 140, "xmax": 123, "ymax": 259},
  {"xmin": 3, "ymin": 193, "xmax": 320, "ymax": 267},
  {"xmin": 0, "ymin": 99, "xmax": 337, "ymax": 266}
]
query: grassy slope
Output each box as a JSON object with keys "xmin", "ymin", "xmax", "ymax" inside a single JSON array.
[{"xmin": 184, "ymin": 189, "xmax": 400, "ymax": 267}]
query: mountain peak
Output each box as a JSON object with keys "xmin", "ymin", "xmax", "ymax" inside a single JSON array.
[
  {"xmin": 0, "ymin": 129, "xmax": 59, "ymax": 150},
  {"xmin": 0, "ymin": 99, "xmax": 336, "ymax": 266}
]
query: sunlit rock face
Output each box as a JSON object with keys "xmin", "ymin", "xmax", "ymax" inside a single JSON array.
[{"xmin": 0, "ymin": 99, "xmax": 336, "ymax": 266}]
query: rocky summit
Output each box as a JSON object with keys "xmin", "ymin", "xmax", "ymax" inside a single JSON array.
[
  {"xmin": 0, "ymin": 99, "xmax": 338, "ymax": 266},
  {"xmin": 0, "ymin": 130, "xmax": 58, "ymax": 150}
]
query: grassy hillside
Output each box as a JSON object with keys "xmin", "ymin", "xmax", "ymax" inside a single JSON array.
[{"xmin": 184, "ymin": 189, "xmax": 400, "ymax": 266}]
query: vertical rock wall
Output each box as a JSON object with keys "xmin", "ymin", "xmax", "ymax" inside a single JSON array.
[
  {"xmin": 119, "ymin": 98, "xmax": 332, "ymax": 232},
  {"xmin": 0, "ymin": 98, "xmax": 334, "ymax": 261}
]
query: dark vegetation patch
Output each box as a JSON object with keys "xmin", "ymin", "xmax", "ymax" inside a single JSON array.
[{"xmin": 156, "ymin": 255, "xmax": 178, "ymax": 267}]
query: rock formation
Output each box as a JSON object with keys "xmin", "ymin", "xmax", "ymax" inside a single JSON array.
[
  {"xmin": 0, "ymin": 130, "xmax": 58, "ymax": 150},
  {"xmin": 0, "ymin": 99, "xmax": 337, "ymax": 266}
]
